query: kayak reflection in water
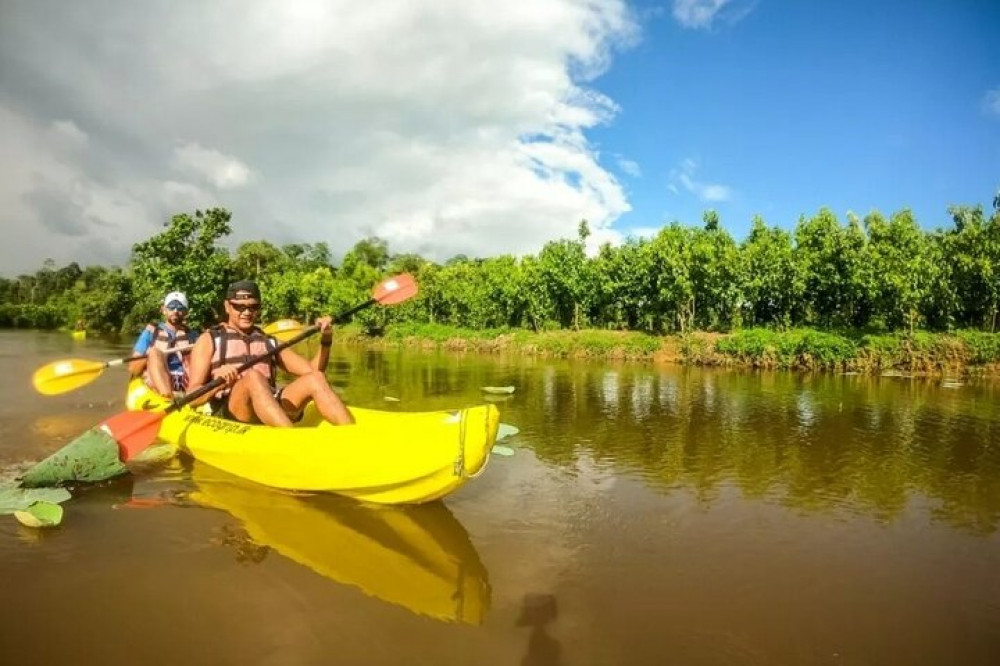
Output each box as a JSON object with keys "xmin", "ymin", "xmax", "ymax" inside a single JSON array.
[
  {"xmin": 186, "ymin": 279, "xmax": 354, "ymax": 426},
  {"xmin": 189, "ymin": 463, "xmax": 491, "ymax": 624}
]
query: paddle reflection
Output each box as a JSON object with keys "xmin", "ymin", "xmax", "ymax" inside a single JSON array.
[{"xmin": 187, "ymin": 463, "xmax": 491, "ymax": 624}]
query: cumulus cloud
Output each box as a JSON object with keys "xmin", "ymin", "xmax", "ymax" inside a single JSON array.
[
  {"xmin": 0, "ymin": 0, "xmax": 638, "ymax": 275},
  {"xmin": 669, "ymin": 158, "xmax": 733, "ymax": 202},
  {"xmin": 983, "ymin": 87, "xmax": 1000, "ymax": 117}
]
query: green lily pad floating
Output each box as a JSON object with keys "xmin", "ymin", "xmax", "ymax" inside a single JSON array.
[
  {"xmin": 14, "ymin": 501, "xmax": 64, "ymax": 528},
  {"xmin": 491, "ymin": 445, "xmax": 515, "ymax": 457},
  {"xmin": 497, "ymin": 423, "xmax": 520, "ymax": 441},
  {"xmin": 0, "ymin": 484, "xmax": 71, "ymax": 515},
  {"xmin": 482, "ymin": 386, "xmax": 516, "ymax": 395}
]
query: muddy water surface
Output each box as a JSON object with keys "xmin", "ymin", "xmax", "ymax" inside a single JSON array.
[{"xmin": 1, "ymin": 330, "xmax": 998, "ymax": 665}]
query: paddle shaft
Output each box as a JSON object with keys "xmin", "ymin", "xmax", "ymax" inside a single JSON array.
[
  {"xmin": 115, "ymin": 345, "xmax": 193, "ymax": 367},
  {"xmin": 84, "ymin": 318, "xmax": 297, "ymax": 371},
  {"xmin": 170, "ymin": 297, "xmax": 376, "ymax": 414}
]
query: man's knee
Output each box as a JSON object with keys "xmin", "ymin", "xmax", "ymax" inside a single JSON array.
[
  {"xmin": 233, "ymin": 372, "xmax": 272, "ymax": 401},
  {"xmin": 306, "ymin": 371, "xmax": 334, "ymax": 393}
]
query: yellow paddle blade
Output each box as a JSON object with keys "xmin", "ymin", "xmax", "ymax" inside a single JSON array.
[
  {"xmin": 263, "ymin": 319, "xmax": 304, "ymax": 343},
  {"xmin": 32, "ymin": 359, "xmax": 109, "ymax": 396}
]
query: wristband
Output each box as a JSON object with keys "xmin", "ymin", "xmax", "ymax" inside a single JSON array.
[{"xmin": 320, "ymin": 339, "xmax": 332, "ymax": 347}]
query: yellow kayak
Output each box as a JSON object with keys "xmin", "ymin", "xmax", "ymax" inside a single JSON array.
[
  {"xmin": 125, "ymin": 379, "xmax": 499, "ymax": 504},
  {"xmin": 71, "ymin": 330, "xmax": 87, "ymax": 340},
  {"xmin": 187, "ymin": 463, "xmax": 490, "ymax": 624}
]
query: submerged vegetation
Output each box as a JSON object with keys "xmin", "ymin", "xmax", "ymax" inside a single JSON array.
[{"xmin": 2, "ymin": 196, "xmax": 1000, "ymax": 374}]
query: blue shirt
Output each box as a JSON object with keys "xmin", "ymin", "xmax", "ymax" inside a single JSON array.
[{"xmin": 133, "ymin": 323, "xmax": 200, "ymax": 377}]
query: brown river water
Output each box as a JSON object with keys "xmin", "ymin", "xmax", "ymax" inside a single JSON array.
[{"xmin": 1, "ymin": 329, "xmax": 998, "ymax": 665}]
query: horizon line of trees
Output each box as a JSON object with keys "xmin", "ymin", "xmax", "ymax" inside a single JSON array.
[{"xmin": 2, "ymin": 196, "xmax": 1000, "ymax": 337}]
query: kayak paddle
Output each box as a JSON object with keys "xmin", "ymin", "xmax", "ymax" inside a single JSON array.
[
  {"xmin": 31, "ymin": 319, "xmax": 305, "ymax": 396},
  {"xmin": 90, "ymin": 273, "xmax": 417, "ymax": 463}
]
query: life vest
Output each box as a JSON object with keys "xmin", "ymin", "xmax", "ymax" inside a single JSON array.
[
  {"xmin": 208, "ymin": 324, "xmax": 279, "ymax": 399},
  {"xmin": 142, "ymin": 322, "xmax": 198, "ymax": 391}
]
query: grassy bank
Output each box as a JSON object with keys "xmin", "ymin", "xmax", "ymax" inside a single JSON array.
[{"xmin": 338, "ymin": 323, "xmax": 1000, "ymax": 375}]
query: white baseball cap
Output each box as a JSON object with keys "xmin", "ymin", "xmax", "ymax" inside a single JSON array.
[{"xmin": 163, "ymin": 291, "xmax": 189, "ymax": 309}]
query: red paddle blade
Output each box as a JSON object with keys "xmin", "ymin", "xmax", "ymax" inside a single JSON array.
[
  {"xmin": 373, "ymin": 273, "xmax": 418, "ymax": 305},
  {"xmin": 100, "ymin": 409, "xmax": 167, "ymax": 461}
]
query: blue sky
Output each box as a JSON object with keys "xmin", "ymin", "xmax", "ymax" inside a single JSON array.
[
  {"xmin": 1, "ymin": 1, "xmax": 998, "ymax": 275},
  {"xmin": 596, "ymin": 0, "xmax": 1000, "ymax": 240}
]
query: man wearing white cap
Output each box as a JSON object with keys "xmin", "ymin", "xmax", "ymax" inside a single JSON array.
[{"xmin": 128, "ymin": 291, "xmax": 200, "ymax": 398}]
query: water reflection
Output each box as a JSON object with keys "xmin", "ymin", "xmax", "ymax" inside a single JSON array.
[
  {"xmin": 511, "ymin": 366, "xmax": 1000, "ymax": 534},
  {"xmin": 330, "ymin": 349, "xmax": 1000, "ymax": 535},
  {"xmin": 517, "ymin": 593, "xmax": 561, "ymax": 666},
  {"xmin": 186, "ymin": 463, "xmax": 491, "ymax": 624}
]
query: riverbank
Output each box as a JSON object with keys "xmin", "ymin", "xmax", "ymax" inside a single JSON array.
[{"xmin": 338, "ymin": 324, "xmax": 1000, "ymax": 376}]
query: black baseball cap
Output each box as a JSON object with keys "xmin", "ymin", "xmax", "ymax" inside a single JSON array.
[{"xmin": 226, "ymin": 280, "xmax": 261, "ymax": 301}]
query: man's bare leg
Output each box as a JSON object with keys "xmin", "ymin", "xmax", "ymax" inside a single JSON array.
[
  {"xmin": 279, "ymin": 371, "xmax": 354, "ymax": 425},
  {"xmin": 147, "ymin": 348, "xmax": 174, "ymax": 398},
  {"xmin": 226, "ymin": 372, "xmax": 292, "ymax": 426}
]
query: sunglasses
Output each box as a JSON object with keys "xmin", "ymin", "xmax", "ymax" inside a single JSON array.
[
  {"xmin": 165, "ymin": 304, "xmax": 188, "ymax": 313},
  {"xmin": 229, "ymin": 301, "xmax": 261, "ymax": 314}
]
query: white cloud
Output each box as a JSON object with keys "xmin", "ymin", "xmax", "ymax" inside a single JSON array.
[
  {"xmin": 617, "ymin": 156, "xmax": 642, "ymax": 177},
  {"xmin": 982, "ymin": 87, "xmax": 1000, "ymax": 117},
  {"xmin": 672, "ymin": 0, "xmax": 755, "ymax": 30},
  {"xmin": 672, "ymin": 0, "xmax": 731, "ymax": 29},
  {"xmin": 0, "ymin": 0, "xmax": 639, "ymax": 275},
  {"xmin": 669, "ymin": 158, "xmax": 733, "ymax": 202},
  {"xmin": 172, "ymin": 143, "xmax": 253, "ymax": 189}
]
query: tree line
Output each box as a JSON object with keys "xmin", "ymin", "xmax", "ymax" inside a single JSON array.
[{"xmin": 2, "ymin": 198, "xmax": 999, "ymax": 337}]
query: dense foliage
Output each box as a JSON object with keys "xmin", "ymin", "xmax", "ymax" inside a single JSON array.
[{"xmin": 2, "ymin": 198, "xmax": 999, "ymax": 346}]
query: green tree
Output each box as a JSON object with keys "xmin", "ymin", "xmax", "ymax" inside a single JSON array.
[
  {"xmin": 864, "ymin": 209, "xmax": 938, "ymax": 333},
  {"xmin": 80, "ymin": 268, "xmax": 135, "ymax": 333},
  {"xmin": 233, "ymin": 240, "xmax": 289, "ymax": 280},
  {"xmin": 741, "ymin": 216, "xmax": 802, "ymax": 328},
  {"xmin": 703, "ymin": 209, "xmax": 719, "ymax": 231},
  {"xmin": 793, "ymin": 208, "xmax": 865, "ymax": 327},
  {"xmin": 689, "ymin": 221, "xmax": 741, "ymax": 330},
  {"xmin": 648, "ymin": 224, "xmax": 694, "ymax": 333},
  {"xmin": 592, "ymin": 239, "xmax": 656, "ymax": 331},
  {"xmin": 943, "ymin": 205, "xmax": 1000, "ymax": 330},
  {"xmin": 129, "ymin": 208, "xmax": 234, "ymax": 331},
  {"xmin": 342, "ymin": 237, "xmax": 389, "ymax": 276}
]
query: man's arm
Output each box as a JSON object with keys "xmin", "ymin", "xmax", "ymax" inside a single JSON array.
[
  {"xmin": 184, "ymin": 332, "xmax": 226, "ymax": 406},
  {"xmin": 278, "ymin": 317, "xmax": 334, "ymax": 375},
  {"xmin": 277, "ymin": 347, "xmax": 314, "ymax": 376},
  {"xmin": 128, "ymin": 328, "xmax": 153, "ymax": 376},
  {"xmin": 311, "ymin": 317, "xmax": 333, "ymax": 372}
]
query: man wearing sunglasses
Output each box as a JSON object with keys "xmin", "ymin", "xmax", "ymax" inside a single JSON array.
[
  {"xmin": 129, "ymin": 291, "xmax": 200, "ymax": 398},
  {"xmin": 185, "ymin": 280, "xmax": 354, "ymax": 426}
]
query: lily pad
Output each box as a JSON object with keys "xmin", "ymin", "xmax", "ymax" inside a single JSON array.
[
  {"xmin": 14, "ymin": 501, "xmax": 64, "ymax": 527},
  {"xmin": 497, "ymin": 423, "xmax": 520, "ymax": 441},
  {"xmin": 0, "ymin": 484, "xmax": 72, "ymax": 514},
  {"xmin": 19, "ymin": 427, "xmax": 127, "ymax": 487},
  {"xmin": 481, "ymin": 386, "xmax": 516, "ymax": 395},
  {"xmin": 491, "ymin": 445, "xmax": 515, "ymax": 457}
]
